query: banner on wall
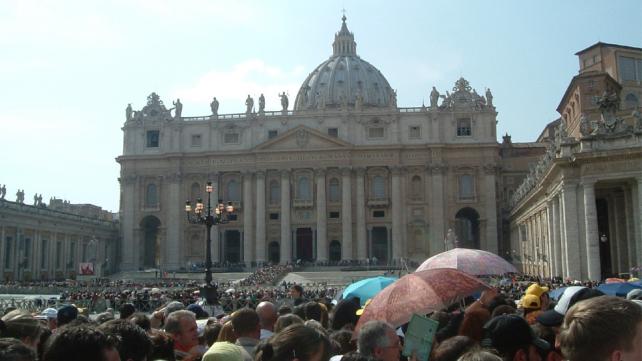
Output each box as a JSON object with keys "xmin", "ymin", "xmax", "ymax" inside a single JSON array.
[{"xmin": 79, "ymin": 262, "xmax": 94, "ymax": 275}]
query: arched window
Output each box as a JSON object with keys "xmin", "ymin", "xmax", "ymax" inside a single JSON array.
[
  {"xmin": 411, "ymin": 175, "xmax": 422, "ymax": 199},
  {"xmin": 228, "ymin": 180, "xmax": 240, "ymax": 201},
  {"xmin": 269, "ymin": 180, "xmax": 280, "ymax": 204},
  {"xmin": 190, "ymin": 182, "xmax": 201, "ymax": 203},
  {"xmin": 372, "ymin": 176, "xmax": 385, "ymax": 198},
  {"xmin": 329, "ymin": 178, "xmax": 340, "ymax": 202},
  {"xmin": 145, "ymin": 184, "xmax": 158, "ymax": 207},
  {"xmin": 297, "ymin": 176, "xmax": 311, "ymax": 200},
  {"xmin": 625, "ymin": 93, "xmax": 639, "ymax": 110}
]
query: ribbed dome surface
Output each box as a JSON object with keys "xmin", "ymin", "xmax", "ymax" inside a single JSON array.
[{"xmin": 294, "ymin": 16, "xmax": 395, "ymax": 111}]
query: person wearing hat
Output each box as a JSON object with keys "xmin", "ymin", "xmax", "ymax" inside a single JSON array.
[
  {"xmin": 38, "ymin": 307, "xmax": 58, "ymax": 330},
  {"xmin": 202, "ymin": 341, "xmax": 243, "ymax": 361},
  {"xmin": 525, "ymin": 283, "xmax": 550, "ymax": 312},
  {"xmin": 482, "ymin": 314, "xmax": 550, "ymax": 361},
  {"xmin": 519, "ymin": 294, "xmax": 542, "ymax": 325},
  {"xmin": 56, "ymin": 304, "xmax": 78, "ymax": 328}
]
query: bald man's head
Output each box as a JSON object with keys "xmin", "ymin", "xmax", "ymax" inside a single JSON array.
[{"xmin": 256, "ymin": 301, "xmax": 278, "ymax": 331}]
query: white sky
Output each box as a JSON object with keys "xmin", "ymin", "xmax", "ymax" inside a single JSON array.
[{"xmin": 1, "ymin": 0, "xmax": 640, "ymax": 212}]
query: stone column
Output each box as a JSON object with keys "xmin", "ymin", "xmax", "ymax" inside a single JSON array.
[
  {"xmin": 341, "ymin": 167, "xmax": 353, "ymax": 260},
  {"xmin": 280, "ymin": 170, "xmax": 292, "ymax": 264},
  {"xmin": 166, "ymin": 174, "xmax": 182, "ymax": 270},
  {"xmin": 582, "ymin": 180, "xmax": 601, "ymax": 280},
  {"xmin": 614, "ymin": 191, "xmax": 628, "ymax": 272},
  {"xmin": 550, "ymin": 196, "xmax": 562, "ymax": 277},
  {"xmin": 0, "ymin": 226, "xmax": 4, "ymax": 280},
  {"xmin": 636, "ymin": 177, "xmax": 642, "ymax": 271},
  {"xmin": 561, "ymin": 183, "xmax": 581, "ymax": 280},
  {"xmin": 391, "ymin": 167, "xmax": 403, "ymax": 261},
  {"xmin": 355, "ymin": 168, "xmax": 367, "ymax": 260},
  {"xmin": 255, "ymin": 171, "xmax": 266, "ymax": 263},
  {"xmin": 316, "ymin": 169, "xmax": 327, "ymax": 261},
  {"xmin": 210, "ymin": 173, "xmax": 220, "ymax": 263},
  {"xmin": 546, "ymin": 205, "xmax": 555, "ymax": 277},
  {"xmin": 243, "ymin": 172, "xmax": 254, "ymax": 264},
  {"xmin": 625, "ymin": 186, "xmax": 637, "ymax": 272},
  {"xmin": 484, "ymin": 165, "xmax": 498, "ymax": 253},
  {"xmin": 430, "ymin": 165, "xmax": 446, "ymax": 254},
  {"xmin": 120, "ymin": 175, "xmax": 137, "ymax": 270}
]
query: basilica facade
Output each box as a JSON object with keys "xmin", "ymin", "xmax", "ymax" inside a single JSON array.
[{"xmin": 117, "ymin": 18, "xmax": 506, "ymax": 271}]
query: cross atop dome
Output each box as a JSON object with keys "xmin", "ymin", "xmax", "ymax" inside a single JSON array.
[{"xmin": 333, "ymin": 14, "xmax": 357, "ymax": 56}]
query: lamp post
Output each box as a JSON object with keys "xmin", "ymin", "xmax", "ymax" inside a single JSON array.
[{"xmin": 185, "ymin": 181, "xmax": 235, "ymax": 304}]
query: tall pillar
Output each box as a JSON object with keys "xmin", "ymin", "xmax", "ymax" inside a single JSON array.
[
  {"xmin": 583, "ymin": 180, "xmax": 601, "ymax": 280},
  {"xmin": 0, "ymin": 226, "xmax": 5, "ymax": 280},
  {"xmin": 355, "ymin": 168, "xmax": 367, "ymax": 260},
  {"xmin": 316, "ymin": 169, "xmax": 327, "ymax": 261},
  {"xmin": 255, "ymin": 171, "xmax": 266, "ymax": 263},
  {"xmin": 430, "ymin": 165, "xmax": 446, "ymax": 254},
  {"xmin": 614, "ymin": 191, "xmax": 628, "ymax": 273},
  {"xmin": 280, "ymin": 170, "xmax": 292, "ymax": 264},
  {"xmin": 545, "ymin": 206, "xmax": 554, "ymax": 277},
  {"xmin": 552, "ymin": 196, "xmax": 562, "ymax": 277},
  {"xmin": 210, "ymin": 173, "xmax": 220, "ymax": 263},
  {"xmin": 341, "ymin": 167, "xmax": 353, "ymax": 260},
  {"xmin": 166, "ymin": 174, "xmax": 182, "ymax": 270},
  {"xmin": 625, "ymin": 185, "xmax": 637, "ymax": 272},
  {"xmin": 636, "ymin": 177, "xmax": 642, "ymax": 271},
  {"xmin": 243, "ymin": 172, "xmax": 254, "ymax": 264},
  {"xmin": 561, "ymin": 183, "xmax": 582, "ymax": 280},
  {"xmin": 391, "ymin": 167, "xmax": 403, "ymax": 261},
  {"xmin": 484, "ymin": 166, "xmax": 498, "ymax": 253},
  {"xmin": 120, "ymin": 175, "xmax": 137, "ymax": 270},
  {"xmin": 558, "ymin": 195, "xmax": 568, "ymax": 278},
  {"xmin": 607, "ymin": 195, "xmax": 618, "ymax": 275}
]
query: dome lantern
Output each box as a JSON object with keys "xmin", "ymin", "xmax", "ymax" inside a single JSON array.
[{"xmin": 332, "ymin": 15, "xmax": 357, "ymax": 56}]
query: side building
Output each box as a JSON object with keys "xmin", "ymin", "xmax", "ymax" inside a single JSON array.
[
  {"xmin": 0, "ymin": 196, "xmax": 119, "ymax": 281},
  {"xmin": 510, "ymin": 42, "xmax": 642, "ymax": 281}
]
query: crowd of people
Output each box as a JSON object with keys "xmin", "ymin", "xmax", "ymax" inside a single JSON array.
[
  {"xmin": 0, "ymin": 271, "xmax": 641, "ymax": 361},
  {"xmin": 238, "ymin": 265, "xmax": 294, "ymax": 287}
]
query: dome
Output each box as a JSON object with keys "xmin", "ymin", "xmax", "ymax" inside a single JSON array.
[{"xmin": 294, "ymin": 16, "xmax": 395, "ymax": 111}]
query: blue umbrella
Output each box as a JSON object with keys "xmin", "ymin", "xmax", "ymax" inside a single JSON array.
[
  {"xmin": 549, "ymin": 287, "xmax": 567, "ymax": 301},
  {"xmin": 597, "ymin": 282, "xmax": 642, "ymax": 297},
  {"xmin": 342, "ymin": 276, "xmax": 397, "ymax": 306}
]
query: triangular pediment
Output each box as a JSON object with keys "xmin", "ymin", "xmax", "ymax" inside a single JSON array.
[{"xmin": 254, "ymin": 125, "xmax": 352, "ymax": 151}]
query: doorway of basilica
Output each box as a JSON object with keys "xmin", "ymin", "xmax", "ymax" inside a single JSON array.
[
  {"xmin": 224, "ymin": 230, "xmax": 241, "ymax": 263},
  {"xmin": 140, "ymin": 216, "xmax": 161, "ymax": 268},
  {"xmin": 455, "ymin": 207, "xmax": 480, "ymax": 249},
  {"xmin": 268, "ymin": 241, "xmax": 280, "ymax": 264},
  {"xmin": 296, "ymin": 228, "xmax": 313, "ymax": 261},
  {"xmin": 371, "ymin": 227, "xmax": 389, "ymax": 263}
]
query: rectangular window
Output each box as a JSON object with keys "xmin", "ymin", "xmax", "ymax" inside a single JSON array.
[
  {"xmin": 457, "ymin": 119, "xmax": 472, "ymax": 137},
  {"xmin": 146, "ymin": 130, "xmax": 160, "ymax": 147},
  {"xmin": 224, "ymin": 133, "xmax": 240, "ymax": 144},
  {"xmin": 327, "ymin": 128, "xmax": 338, "ymax": 137},
  {"xmin": 41, "ymin": 239, "xmax": 48, "ymax": 269},
  {"xmin": 269, "ymin": 213, "xmax": 279, "ymax": 220},
  {"xmin": 191, "ymin": 134, "xmax": 202, "ymax": 147},
  {"xmin": 56, "ymin": 241, "xmax": 62, "ymax": 269},
  {"xmin": 409, "ymin": 126, "xmax": 421, "ymax": 139},
  {"xmin": 373, "ymin": 210, "xmax": 385, "ymax": 218},
  {"xmin": 368, "ymin": 127, "xmax": 385, "ymax": 139},
  {"xmin": 638, "ymin": 59, "xmax": 642, "ymax": 82},
  {"xmin": 4, "ymin": 237, "xmax": 12, "ymax": 269},
  {"xmin": 619, "ymin": 56, "xmax": 637, "ymax": 81},
  {"xmin": 458, "ymin": 175, "xmax": 475, "ymax": 200},
  {"xmin": 268, "ymin": 130, "xmax": 278, "ymax": 139},
  {"xmin": 329, "ymin": 211, "xmax": 340, "ymax": 219}
]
